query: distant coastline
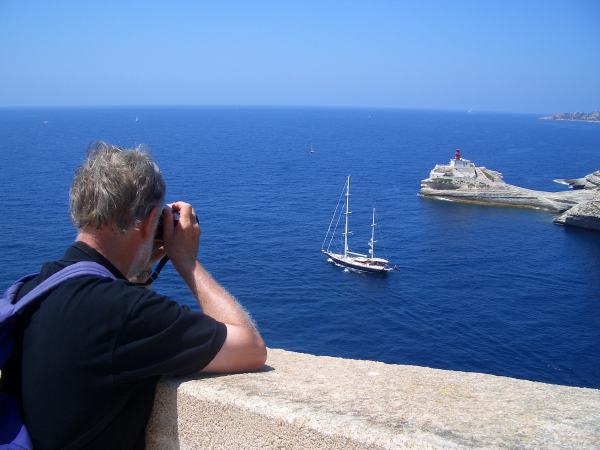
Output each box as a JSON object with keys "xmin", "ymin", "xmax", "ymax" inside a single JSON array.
[{"xmin": 540, "ymin": 111, "xmax": 600, "ymax": 122}]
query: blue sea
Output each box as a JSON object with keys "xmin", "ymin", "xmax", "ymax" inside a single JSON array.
[{"xmin": 1, "ymin": 106, "xmax": 599, "ymax": 388}]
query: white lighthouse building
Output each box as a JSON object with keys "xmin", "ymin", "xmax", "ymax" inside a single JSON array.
[{"xmin": 421, "ymin": 149, "xmax": 504, "ymax": 190}]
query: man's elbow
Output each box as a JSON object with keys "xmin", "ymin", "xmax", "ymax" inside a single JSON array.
[
  {"xmin": 241, "ymin": 333, "xmax": 267, "ymax": 371},
  {"xmin": 239, "ymin": 329, "xmax": 267, "ymax": 371},
  {"xmin": 250, "ymin": 338, "xmax": 268, "ymax": 370},
  {"xmin": 202, "ymin": 328, "xmax": 267, "ymax": 373}
]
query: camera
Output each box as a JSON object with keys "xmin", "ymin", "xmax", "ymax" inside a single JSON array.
[
  {"xmin": 155, "ymin": 207, "xmax": 198, "ymax": 240},
  {"xmin": 155, "ymin": 209, "xmax": 180, "ymax": 241}
]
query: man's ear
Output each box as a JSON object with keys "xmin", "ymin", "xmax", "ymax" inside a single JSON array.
[{"xmin": 139, "ymin": 206, "xmax": 161, "ymax": 240}]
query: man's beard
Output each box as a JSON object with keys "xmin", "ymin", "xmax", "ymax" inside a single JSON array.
[{"xmin": 128, "ymin": 236, "xmax": 154, "ymax": 280}]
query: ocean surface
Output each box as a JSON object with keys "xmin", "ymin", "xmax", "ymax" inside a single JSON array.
[{"xmin": 1, "ymin": 106, "xmax": 599, "ymax": 388}]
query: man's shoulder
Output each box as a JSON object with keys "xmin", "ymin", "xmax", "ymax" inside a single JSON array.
[
  {"xmin": 58, "ymin": 274, "xmax": 171, "ymax": 311},
  {"xmin": 27, "ymin": 269, "xmax": 174, "ymax": 330}
]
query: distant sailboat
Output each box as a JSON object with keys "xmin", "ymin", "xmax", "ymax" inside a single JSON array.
[
  {"xmin": 322, "ymin": 176, "xmax": 393, "ymax": 273},
  {"xmin": 309, "ymin": 144, "xmax": 315, "ymax": 153}
]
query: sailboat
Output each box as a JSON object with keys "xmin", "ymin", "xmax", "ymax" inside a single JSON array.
[{"xmin": 322, "ymin": 176, "xmax": 393, "ymax": 273}]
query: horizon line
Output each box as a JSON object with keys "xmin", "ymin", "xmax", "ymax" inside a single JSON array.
[{"xmin": 0, "ymin": 102, "xmax": 556, "ymax": 116}]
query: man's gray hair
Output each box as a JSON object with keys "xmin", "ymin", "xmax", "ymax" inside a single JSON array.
[{"xmin": 70, "ymin": 141, "xmax": 165, "ymax": 232}]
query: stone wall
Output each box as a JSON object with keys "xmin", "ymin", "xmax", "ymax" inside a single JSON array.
[{"xmin": 146, "ymin": 349, "xmax": 600, "ymax": 449}]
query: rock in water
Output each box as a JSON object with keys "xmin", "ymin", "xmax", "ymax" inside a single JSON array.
[
  {"xmin": 553, "ymin": 170, "xmax": 600, "ymax": 190},
  {"xmin": 554, "ymin": 198, "xmax": 600, "ymax": 231},
  {"xmin": 419, "ymin": 150, "xmax": 600, "ymax": 231}
]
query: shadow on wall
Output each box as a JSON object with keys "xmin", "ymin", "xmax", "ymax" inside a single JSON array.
[
  {"xmin": 146, "ymin": 378, "xmax": 181, "ymax": 449},
  {"xmin": 145, "ymin": 365, "xmax": 275, "ymax": 449}
]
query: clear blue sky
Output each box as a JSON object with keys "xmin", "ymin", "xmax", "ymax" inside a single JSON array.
[{"xmin": 1, "ymin": 0, "xmax": 598, "ymax": 113}]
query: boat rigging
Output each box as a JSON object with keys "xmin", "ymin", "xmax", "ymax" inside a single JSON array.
[{"xmin": 321, "ymin": 176, "xmax": 394, "ymax": 273}]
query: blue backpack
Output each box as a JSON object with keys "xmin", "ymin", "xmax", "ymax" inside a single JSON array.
[{"xmin": 0, "ymin": 261, "xmax": 115, "ymax": 449}]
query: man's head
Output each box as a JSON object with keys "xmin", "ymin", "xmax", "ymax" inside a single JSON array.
[
  {"xmin": 70, "ymin": 141, "xmax": 165, "ymax": 233},
  {"xmin": 70, "ymin": 142, "xmax": 166, "ymax": 278}
]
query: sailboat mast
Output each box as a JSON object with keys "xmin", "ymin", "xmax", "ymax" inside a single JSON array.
[
  {"xmin": 344, "ymin": 175, "xmax": 350, "ymax": 257},
  {"xmin": 370, "ymin": 208, "xmax": 376, "ymax": 258}
]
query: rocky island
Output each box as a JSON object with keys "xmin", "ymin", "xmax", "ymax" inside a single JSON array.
[
  {"xmin": 541, "ymin": 111, "xmax": 600, "ymax": 122},
  {"xmin": 419, "ymin": 149, "xmax": 600, "ymax": 232}
]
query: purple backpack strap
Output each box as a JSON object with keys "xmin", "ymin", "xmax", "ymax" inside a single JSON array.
[
  {"xmin": 10, "ymin": 261, "xmax": 116, "ymax": 314},
  {"xmin": 0, "ymin": 261, "xmax": 115, "ymax": 449},
  {"xmin": 0, "ymin": 274, "xmax": 37, "ymax": 324}
]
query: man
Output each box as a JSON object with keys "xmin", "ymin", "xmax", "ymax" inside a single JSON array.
[{"xmin": 4, "ymin": 142, "xmax": 267, "ymax": 449}]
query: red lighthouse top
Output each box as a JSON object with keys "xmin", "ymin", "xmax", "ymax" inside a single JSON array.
[{"xmin": 455, "ymin": 148, "xmax": 461, "ymax": 160}]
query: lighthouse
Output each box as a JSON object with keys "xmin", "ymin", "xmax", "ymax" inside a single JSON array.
[
  {"xmin": 450, "ymin": 148, "xmax": 468, "ymax": 168},
  {"xmin": 422, "ymin": 147, "xmax": 504, "ymax": 188}
]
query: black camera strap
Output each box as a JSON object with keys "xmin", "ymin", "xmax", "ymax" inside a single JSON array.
[{"xmin": 135, "ymin": 255, "xmax": 170, "ymax": 286}]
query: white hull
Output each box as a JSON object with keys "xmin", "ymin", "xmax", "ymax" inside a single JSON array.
[{"xmin": 323, "ymin": 251, "xmax": 391, "ymax": 273}]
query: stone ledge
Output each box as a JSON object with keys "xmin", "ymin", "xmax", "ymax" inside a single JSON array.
[{"xmin": 146, "ymin": 349, "xmax": 600, "ymax": 449}]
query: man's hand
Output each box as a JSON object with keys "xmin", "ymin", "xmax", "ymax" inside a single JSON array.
[{"xmin": 163, "ymin": 201, "xmax": 200, "ymax": 277}]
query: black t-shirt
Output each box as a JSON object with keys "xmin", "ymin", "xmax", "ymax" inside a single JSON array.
[{"xmin": 3, "ymin": 242, "xmax": 227, "ymax": 450}]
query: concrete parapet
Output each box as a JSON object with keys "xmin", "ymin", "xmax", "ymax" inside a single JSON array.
[{"xmin": 146, "ymin": 349, "xmax": 600, "ymax": 449}]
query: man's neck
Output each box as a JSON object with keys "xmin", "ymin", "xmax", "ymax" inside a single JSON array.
[{"xmin": 76, "ymin": 227, "xmax": 138, "ymax": 279}]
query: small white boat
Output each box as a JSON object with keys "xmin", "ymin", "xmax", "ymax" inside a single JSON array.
[{"xmin": 322, "ymin": 176, "xmax": 393, "ymax": 273}]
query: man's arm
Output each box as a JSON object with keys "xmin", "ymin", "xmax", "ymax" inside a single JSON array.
[
  {"xmin": 163, "ymin": 202, "xmax": 267, "ymax": 373},
  {"xmin": 182, "ymin": 261, "xmax": 266, "ymax": 373}
]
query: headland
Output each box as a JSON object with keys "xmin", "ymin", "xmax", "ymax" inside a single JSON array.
[
  {"xmin": 540, "ymin": 111, "xmax": 600, "ymax": 122},
  {"xmin": 419, "ymin": 149, "xmax": 600, "ymax": 232}
]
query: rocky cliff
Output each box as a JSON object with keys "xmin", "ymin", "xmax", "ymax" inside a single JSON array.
[
  {"xmin": 554, "ymin": 197, "xmax": 600, "ymax": 231},
  {"xmin": 420, "ymin": 162, "xmax": 600, "ymax": 232}
]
